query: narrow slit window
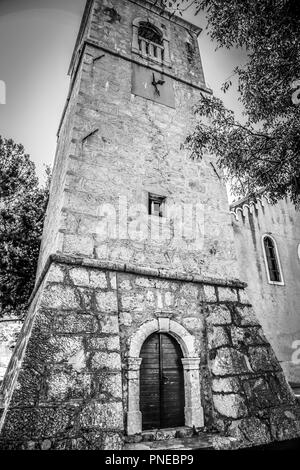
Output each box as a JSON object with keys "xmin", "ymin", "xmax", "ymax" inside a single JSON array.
[
  {"xmin": 148, "ymin": 193, "xmax": 166, "ymax": 218},
  {"xmin": 263, "ymin": 235, "xmax": 283, "ymax": 284}
]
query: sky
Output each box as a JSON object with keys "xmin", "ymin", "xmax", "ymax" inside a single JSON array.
[{"xmin": 0, "ymin": 0, "xmax": 246, "ymax": 184}]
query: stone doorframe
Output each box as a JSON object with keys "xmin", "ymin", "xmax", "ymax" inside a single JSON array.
[{"xmin": 127, "ymin": 317, "xmax": 204, "ymax": 435}]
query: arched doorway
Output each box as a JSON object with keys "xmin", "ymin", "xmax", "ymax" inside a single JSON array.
[{"xmin": 140, "ymin": 332, "xmax": 185, "ymax": 430}]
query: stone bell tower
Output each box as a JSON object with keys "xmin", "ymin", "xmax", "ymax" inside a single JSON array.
[{"xmin": 1, "ymin": 0, "xmax": 300, "ymax": 450}]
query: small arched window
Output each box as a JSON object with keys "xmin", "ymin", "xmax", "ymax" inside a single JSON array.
[
  {"xmin": 132, "ymin": 18, "xmax": 171, "ymax": 67},
  {"xmin": 262, "ymin": 235, "xmax": 284, "ymax": 285}
]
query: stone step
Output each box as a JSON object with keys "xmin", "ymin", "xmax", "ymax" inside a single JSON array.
[
  {"xmin": 141, "ymin": 426, "xmax": 195, "ymax": 442},
  {"xmin": 124, "ymin": 430, "xmax": 241, "ymax": 451},
  {"xmin": 124, "ymin": 433, "xmax": 215, "ymax": 451}
]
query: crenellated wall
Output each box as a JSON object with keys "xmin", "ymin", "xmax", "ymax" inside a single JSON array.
[{"xmin": 231, "ymin": 196, "xmax": 300, "ymax": 384}]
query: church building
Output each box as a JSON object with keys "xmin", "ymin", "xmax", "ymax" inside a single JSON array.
[{"xmin": 0, "ymin": 0, "xmax": 299, "ymax": 450}]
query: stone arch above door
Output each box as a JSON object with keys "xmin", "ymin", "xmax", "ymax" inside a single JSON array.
[
  {"xmin": 129, "ymin": 318, "xmax": 197, "ymax": 359},
  {"xmin": 127, "ymin": 317, "xmax": 204, "ymax": 435}
]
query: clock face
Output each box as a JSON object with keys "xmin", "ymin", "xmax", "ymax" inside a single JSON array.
[{"xmin": 132, "ymin": 64, "xmax": 175, "ymax": 109}]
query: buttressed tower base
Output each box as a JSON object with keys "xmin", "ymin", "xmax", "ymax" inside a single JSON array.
[{"xmin": 1, "ymin": 0, "xmax": 300, "ymax": 450}]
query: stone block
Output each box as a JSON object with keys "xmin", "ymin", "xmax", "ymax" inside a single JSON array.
[
  {"xmin": 69, "ymin": 268, "xmax": 90, "ymax": 287},
  {"xmin": 164, "ymin": 291, "xmax": 175, "ymax": 307},
  {"xmin": 103, "ymin": 433, "xmax": 123, "ymax": 450},
  {"xmin": 90, "ymin": 271, "xmax": 108, "ymax": 289},
  {"xmin": 119, "ymin": 280, "xmax": 132, "ymax": 291},
  {"xmin": 228, "ymin": 417, "xmax": 271, "ymax": 447},
  {"xmin": 80, "ymin": 402, "xmax": 123, "ymax": 429},
  {"xmin": 203, "ymin": 285, "xmax": 217, "ymax": 302},
  {"xmin": 231, "ymin": 326, "xmax": 267, "ymax": 348},
  {"xmin": 120, "ymin": 292, "xmax": 147, "ymax": 312},
  {"xmin": 218, "ymin": 287, "xmax": 238, "ymax": 303},
  {"xmin": 91, "ymin": 352, "xmax": 121, "ymax": 370},
  {"xmin": 248, "ymin": 346, "xmax": 281, "ymax": 372},
  {"xmin": 210, "ymin": 348, "xmax": 252, "ymax": 376},
  {"xmin": 207, "ymin": 305, "xmax": 232, "ymax": 326},
  {"xmin": 242, "ymin": 376, "xmax": 281, "ymax": 410},
  {"xmin": 213, "ymin": 393, "xmax": 248, "ymax": 419},
  {"xmin": 87, "ymin": 336, "xmax": 120, "ymax": 351},
  {"xmin": 52, "ymin": 338, "xmax": 86, "ymax": 372},
  {"xmin": 101, "ymin": 374, "xmax": 123, "ymax": 399},
  {"xmin": 212, "ymin": 377, "xmax": 240, "ymax": 394},
  {"xmin": 78, "ymin": 287, "xmax": 93, "ymax": 310},
  {"xmin": 95, "ymin": 292, "xmax": 118, "ymax": 313},
  {"xmin": 63, "ymin": 234, "xmax": 94, "ymax": 257},
  {"xmin": 270, "ymin": 407, "xmax": 300, "ymax": 441},
  {"xmin": 99, "ymin": 315, "xmax": 119, "ymax": 333},
  {"xmin": 119, "ymin": 311, "xmax": 132, "ymax": 326},
  {"xmin": 47, "ymin": 264, "xmax": 65, "ymax": 283},
  {"xmin": 208, "ymin": 326, "xmax": 230, "ymax": 349},
  {"xmin": 52, "ymin": 314, "xmax": 98, "ymax": 334},
  {"xmin": 234, "ymin": 306, "xmax": 260, "ymax": 326},
  {"xmin": 179, "ymin": 284, "xmax": 199, "ymax": 299},
  {"xmin": 135, "ymin": 277, "xmax": 153, "ymax": 288},
  {"xmin": 41, "ymin": 285, "xmax": 79, "ymax": 310},
  {"xmin": 182, "ymin": 317, "xmax": 203, "ymax": 333},
  {"xmin": 238, "ymin": 288, "xmax": 251, "ymax": 305},
  {"xmin": 1, "ymin": 407, "xmax": 72, "ymax": 440},
  {"xmin": 47, "ymin": 371, "xmax": 92, "ymax": 401}
]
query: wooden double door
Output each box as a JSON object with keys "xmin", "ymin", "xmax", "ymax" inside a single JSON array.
[{"xmin": 140, "ymin": 333, "xmax": 185, "ymax": 430}]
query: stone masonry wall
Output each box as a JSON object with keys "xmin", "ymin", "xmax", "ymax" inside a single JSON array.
[
  {"xmin": 1, "ymin": 260, "xmax": 300, "ymax": 449},
  {"xmin": 59, "ymin": 47, "xmax": 238, "ymax": 281},
  {"xmin": 36, "ymin": 51, "xmax": 87, "ymax": 281},
  {"xmin": 116, "ymin": 271, "xmax": 208, "ymax": 425},
  {"xmin": 0, "ymin": 262, "xmax": 123, "ymax": 450},
  {"xmin": 116, "ymin": 269, "xmax": 300, "ymax": 446},
  {"xmin": 36, "ymin": 0, "xmax": 239, "ymax": 284}
]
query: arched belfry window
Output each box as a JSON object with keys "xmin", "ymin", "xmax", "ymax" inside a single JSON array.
[
  {"xmin": 132, "ymin": 18, "xmax": 171, "ymax": 67},
  {"xmin": 138, "ymin": 22, "xmax": 164, "ymax": 61},
  {"xmin": 262, "ymin": 235, "xmax": 284, "ymax": 285}
]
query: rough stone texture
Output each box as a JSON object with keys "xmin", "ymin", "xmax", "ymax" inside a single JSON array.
[
  {"xmin": 206, "ymin": 298, "xmax": 300, "ymax": 447},
  {"xmin": 36, "ymin": 0, "xmax": 240, "ymax": 285},
  {"xmin": 1, "ymin": 262, "xmax": 300, "ymax": 449},
  {"xmin": 232, "ymin": 196, "xmax": 300, "ymax": 384},
  {"xmin": 0, "ymin": 263, "xmax": 124, "ymax": 450},
  {"xmin": 213, "ymin": 394, "xmax": 248, "ymax": 419},
  {"xmin": 1, "ymin": 0, "xmax": 299, "ymax": 452}
]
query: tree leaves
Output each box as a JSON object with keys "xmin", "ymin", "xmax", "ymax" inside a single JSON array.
[
  {"xmin": 0, "ymin": 136, "xmax": 50, "ymax": 318},
  {"xmin": 185, "ymin": 94, "xmax": 300, "ymax": 204},
  {"xmin": 164, "ymin": 0, "xmax": 300, "ymax": 204}
]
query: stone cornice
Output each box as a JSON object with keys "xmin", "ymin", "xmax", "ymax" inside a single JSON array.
[{"xmin": 28, "ymin": 253, "xmax": 247, "ymax": 307}]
